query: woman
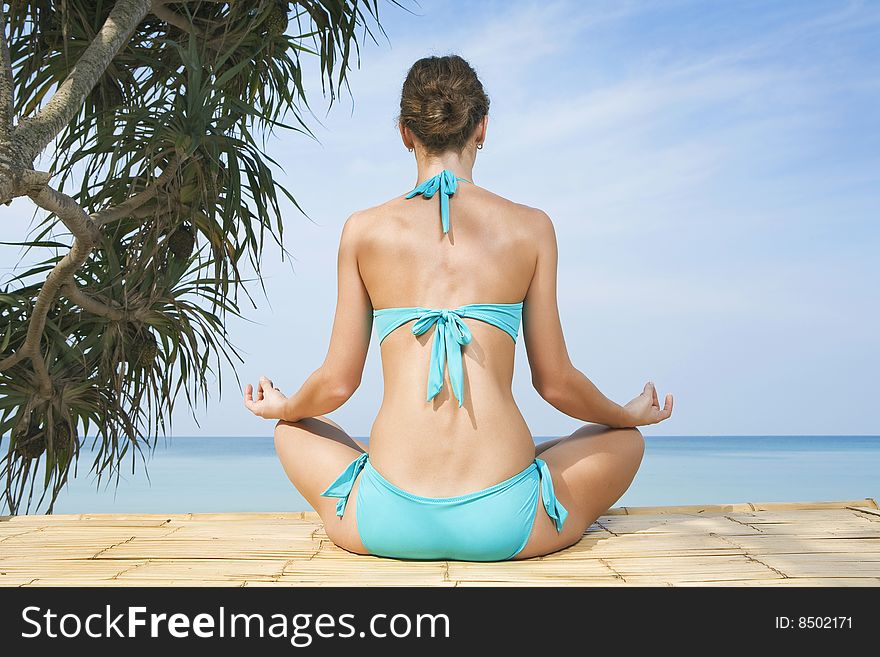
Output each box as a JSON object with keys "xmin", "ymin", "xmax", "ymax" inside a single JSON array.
[{"xmin": 244, "ymin": 54, "xmax": 673, "ymax": 561}]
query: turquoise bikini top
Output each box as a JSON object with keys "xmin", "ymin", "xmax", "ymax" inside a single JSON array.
[{"xmin": 373, "ymin": 169, "xmax": 524, "ymax": 408}]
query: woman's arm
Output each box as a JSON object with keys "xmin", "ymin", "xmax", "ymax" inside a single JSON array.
[
  {"xmin": 244, "ymin": 212, "xmax": 373, "ymax": 422},
  {"xmin": 522, "ymin": 210, "xmax": 672, "ymax": 428}
]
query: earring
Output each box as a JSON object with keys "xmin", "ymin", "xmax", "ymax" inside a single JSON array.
[
  {"xmin": 408, "ymin": 147, "xmax": 413, "ymax": 152},
  {"xmin": 477, "ymin": 143, "xmax": 483, "ymax": 150}
]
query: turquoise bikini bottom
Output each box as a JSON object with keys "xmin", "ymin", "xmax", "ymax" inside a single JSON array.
[{"xmin": 320, "ymin": 453, "xmax": 569, "ymax": 561}]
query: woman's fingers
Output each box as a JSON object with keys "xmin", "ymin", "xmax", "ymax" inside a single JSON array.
[
  {"xmin": 256, "ymin": 375, "xmax": 273, "ymax": 401},
  {"xmin": 244, "ymin": 376, "xmax": 280, "ymax": 416},
  {"xmin": 643, "ymin": 380, "xmax": 660, "ymax": 406},
  {"xmin": 243, "ymin": 383, "xmax": 258, "ymax": 414},
  {"xmin": 659, "ymin": 393, "xmax": 674, "ymax": 420}
]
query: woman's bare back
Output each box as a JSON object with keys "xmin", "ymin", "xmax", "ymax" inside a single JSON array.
[{"xmin": 355, "ymin": 180, "xmax": 542, "ymax": 496}]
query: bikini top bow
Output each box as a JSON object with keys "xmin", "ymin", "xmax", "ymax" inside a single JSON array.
[
  {"xmin": 410, "ymin": 308, "xmax": 473, "ymax": 407},
  {"xmin": 405, "ymin": 169, "xmax": 472, "ymax": 234}
]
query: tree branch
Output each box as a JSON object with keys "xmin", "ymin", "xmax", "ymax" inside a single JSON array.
[
  {"xmin": 29, "ymin": 345, "xmax": 52, "ymax": 397},
  {"xmin": 31, "ymin": 183, "xmax": 102, "ymax": 243},
  {"xmin": 0, "ymin": 350, "xmax": 26, "ymax": 372},
  {"xmin": 8, "ymin": 235, "xmax": 93, "ymax": 397},
  {"xmin": 4, "ymin": 185, "xmax": 104, "ymax": 397},
  {"xmin": 62, "ymin": 282, "xmax": 125, "ymax": 321},
  {"xmin": 0, "ymin": 3, "xmax": 14, "ymax": 141},
  {"xmin": 13, "ymin": 0, "xmax": 152, "ymax": 162},
  {"xmin": 2, "ymin": 147, "xmax": 185, "ymax": 380},
  {"xmin": 151, "ymin": 2, "xmax": 206, "ymax": 37},
  {"xmin": 92, "ymin": 151, "xmax": 188, "ymax": 227},
  {"xmin": 1, "ymin": 165, "xmax": 156, "ymax": 376}
]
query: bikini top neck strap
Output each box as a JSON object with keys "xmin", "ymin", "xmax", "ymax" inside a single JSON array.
[{"xmin": 405, "ymin": 168, "xmax": 472, "ymax": 234}]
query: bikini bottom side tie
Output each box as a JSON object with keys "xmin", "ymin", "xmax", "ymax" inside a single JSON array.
[{"xmin": 320, "ymin": 452, "xmax": 368, "ymax": 517}]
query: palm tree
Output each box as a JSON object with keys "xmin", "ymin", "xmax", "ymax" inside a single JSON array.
[{"xmin": 0, "ymin": 0, "xmax": 403, "ymax": 513}]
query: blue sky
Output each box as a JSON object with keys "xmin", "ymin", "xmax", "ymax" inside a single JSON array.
[{"xmin": 5, "ymin": 0, "xmax": 879, "ymax": 437}]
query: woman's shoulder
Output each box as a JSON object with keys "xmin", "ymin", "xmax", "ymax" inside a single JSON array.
[
  {"xmin": 464, "ymin": 183, "xmax": 555, "ymax": 229},
  {"xmin": 341, "ymin": 184, "xmax": 555, "ymax": 243},
  {"xmin": 472, "ymin": 187, "xmax": 556, "ymax": 241}
]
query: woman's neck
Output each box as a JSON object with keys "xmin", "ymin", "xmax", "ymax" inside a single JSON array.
[{"xmin": 414, "ymin": 152, "xmax": 475, "ymax": 185}]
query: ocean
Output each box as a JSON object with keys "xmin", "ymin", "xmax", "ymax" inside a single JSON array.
[{"xmin": 8, "ymin": 435, "xmax": 878, "ymax": 515}]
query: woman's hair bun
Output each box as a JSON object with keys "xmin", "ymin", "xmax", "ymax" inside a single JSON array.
[{"xmin": 398, "ymin": 54, "xmax": 490, "ymax": 154}]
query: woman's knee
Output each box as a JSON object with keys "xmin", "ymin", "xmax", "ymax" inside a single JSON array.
[
  {"xmin": 605, "ymin": 427, "xmax": 645, "ymax": 478},
  {"xmin": 617, "ymin": 427, "xmax": 645, "ymax": 460},
  {"xmin": 573, "ymin": 424, "xmax": 644, "ymax": 461},
  {"xmin": 273, "ymin": 420, "xmax": 286, "ymax": 449},
  {"xmin": 273, "ymin": 418, "xmax": 306, "ymax": 452}
]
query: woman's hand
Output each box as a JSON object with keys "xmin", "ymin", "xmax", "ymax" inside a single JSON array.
[
  {"xmin": 621, "ymin": 381, "xmax": 673, "ymax": 427},
  {"xmin": 243, "ymin": 376, "xmax": 290, "ymax": 420}
]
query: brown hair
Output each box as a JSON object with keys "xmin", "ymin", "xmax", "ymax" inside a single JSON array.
[{"xmin": 398, "ymin": 54, "xmax": 490, "ymax": 154}]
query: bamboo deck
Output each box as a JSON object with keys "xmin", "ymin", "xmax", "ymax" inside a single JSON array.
[{"xmin": 1, "ymin": 498, "xmax": 878, "ymax": 587}]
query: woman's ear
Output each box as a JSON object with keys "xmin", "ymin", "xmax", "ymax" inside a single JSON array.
[
  {"xmin": 399, "ymin": 122, "xmax": 414, "ymax": 151},
  {"xmin": 477, "ymin": 115, "xmax": 488, "ymax": 146}
]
